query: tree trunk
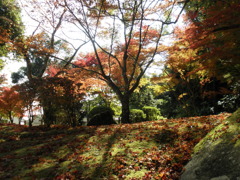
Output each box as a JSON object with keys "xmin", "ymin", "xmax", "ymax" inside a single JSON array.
[
  {"xmin": 9, "ymin": 111, "xmax": 13, "ymax": 124},
  {"xmin": 27, "ymin": 106, "xmax": 34, "ymax": 127},
  {"xmin": 120, "ymin": 95, "xmax": 131, "ymax": 124},
  {"xmin": 29, "ymin": 116, "xmax": 33, "ymax": 127},
  {"xmin": 18, "ymin": 116, "xmax": 23, "ymax": 125},
  {"xmin": 67, "ymin": 105, "xmax": 77, "ymax": 127},
  {"xmin": 43, "ymin": 106, "xmax": 56, "ymax": 127}
]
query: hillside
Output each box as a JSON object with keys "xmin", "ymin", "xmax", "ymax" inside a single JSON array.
[{"xmin": 0, "ymin": 113, "xmax": 230, "ymax": 179}]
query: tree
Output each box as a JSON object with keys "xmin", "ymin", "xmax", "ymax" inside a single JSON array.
[
  {"xmin": 0, "ymin": 87, "xmax": 24, "ymax": 123},
  {"xmin": 11, "ymin": 33, "xmax": 71, "ymax": 83},
  {"xmin": 158, "ymin": 0, "xmax": 240, "ymax": 117},
  {"xmin": 15, "ymin": 81, "xmax": 40, "ymax": 126},
  {"xmin": 9, "ymin": 31, "xmax": 81, "ymax": 126},
  {"xmin": 154, "ymin": 67, "xmax": 229, "ymax": 118},
  {"xmin": 130, "ymin": 77, "xmax": 156, "ymax": 110},
  {"xmin": 22, "ymin": 0, "xmax": 188, "ymax": 123},
  {"xmin": 15, "ymin": 0, "xmax": 87, "ymax": 82},
  {"xmin": 7, "ymin": 33, "xmax": 58, "ymax": 126},
  {"xmin": 185, "ymin": 0, "xmax": 240, "ymax": 112},
  {"xmin": 9, "ymin": 32, "xmax": 63, "ymax": 81},
  {"xmin": 0, "ymin": 0, "xmax": 23, "ymax": 60},
  {"xmin": 67, "ymin": 0, "xmax": 190, "ymax": 123},
  {"xmin": 177, "ymin": 0, "xmax": 240, "ymax": 85},
  {"xmin": 0, "ymin": 0, "xmax": 86, "ymax": 126}
]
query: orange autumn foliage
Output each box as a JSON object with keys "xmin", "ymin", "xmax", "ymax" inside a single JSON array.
[
  {"xmin": 0, "ymin": 87, "xmax": 24, "ymax": 123},
  {"xmin": 167, "ymin": 1, "xmax": 240, "ymax": 84}
]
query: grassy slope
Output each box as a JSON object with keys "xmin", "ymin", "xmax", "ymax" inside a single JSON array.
[{"xmin": 0, "ymin": 113, "xmax": 230, "ymax": 180}]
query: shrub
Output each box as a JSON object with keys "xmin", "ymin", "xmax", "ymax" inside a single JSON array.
[
  {"xmin": 130, "ymin": 109, "xmax": 146, "ymax": 123},
  {"xmin": 142, "ymin": 106, "xmax": 160, "ymax": 121},
  {"xmin": 110, "ymin": 102, "xmax": 122, "ymax": 116},
  {"xmin": 87, "ymin": 106, "xmax": 116, "ymax": 126}
]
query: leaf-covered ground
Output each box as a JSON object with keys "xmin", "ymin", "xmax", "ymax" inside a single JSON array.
[{"xmin": 0, "ymin": 113, "xmax": 230, "ymax": 179}]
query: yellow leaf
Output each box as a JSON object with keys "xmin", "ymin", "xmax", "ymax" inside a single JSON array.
[{"xmin": 178, "ymin": 93, "xmax": 187, "ymax": 100}]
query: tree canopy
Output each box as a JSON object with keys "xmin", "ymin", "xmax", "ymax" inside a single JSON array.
[
  {"xmin": 0, "ymin": 0, "xmax": 23, "ymax": 59},
  {"xmin": 7, "ymin": 0, "xmax": 189, "ymax": 123},
  {"xmin": 152, "ymin": 0, "xmax": 240, "ymax": 118}
]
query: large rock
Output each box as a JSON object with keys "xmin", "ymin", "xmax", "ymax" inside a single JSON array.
[{"xmin": 181, "ymin": 109, "xmax": 240, "ymax": 180}]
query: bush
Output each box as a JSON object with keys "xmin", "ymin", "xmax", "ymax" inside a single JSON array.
[
  {"xmin": 142, "ymin": 106, "xmax": 160, "ymax": 121},
  {"xmin": 0, "ymin": 119, "xmax": 8, "ymax": 124},
  {"xmin": 87, "ymin": 106, "xmax": 116, "ymax": 126},
  {"xmin": 130, "ymin": 109, "xmax": 146, "ymax": 123}
]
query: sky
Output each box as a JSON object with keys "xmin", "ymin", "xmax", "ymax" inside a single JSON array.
[{"xmin": 1, "ymin": 58, "xmax": 25, "ymax": 85}]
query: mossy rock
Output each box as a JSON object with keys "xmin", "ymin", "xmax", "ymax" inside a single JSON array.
[{"xmin": 181, "ymin": 108, "xmax": 240, "ymax": 180}]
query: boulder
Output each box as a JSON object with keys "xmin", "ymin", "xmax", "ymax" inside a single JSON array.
[{"xmin": 181, "ymin": 109, "xmax": 240, "ymax": 180}]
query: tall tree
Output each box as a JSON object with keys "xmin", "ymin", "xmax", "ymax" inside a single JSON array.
[
  {"xmin": 8, "ymin": 32, "xmax": 75, "ymax": 126},
  {"xmin": 159, "ymin": 0, "xmax": 240, "ymax": 117},
  {"xmin": 22, "ymin": 0, "xmax": 189, "ymax": 123},
  {"xmin": 179, "ymin": 0, "xmax": 240, "ymax": 84}
]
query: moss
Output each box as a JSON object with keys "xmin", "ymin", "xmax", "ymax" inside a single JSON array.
[
  {"xmin": 194, "ymin": 124, "xmax": 227, "ymax": 154},
  {"xmin": 234, "ymin": 139, "xmax": 240, "ymax": 147},
  {"xmin": 32, "ymin": 158, "xmax": 56, "ymax": 170},
  {"xmin": 0, "ymin": 113, "xmax": 232, "ymax": 179},
  {"xmin": 54, "ymin": 145, "xmax": 71, "ymax": 159},
  {"xmin": 226, "ymin": 108, "xmax": 240, "ymax": 123},
  {"xmin": 126, "ymin": 140, "xmax": 156, "ymax": 152},
  {"xmin": 33, "ymin": 161, "xmax": 58, "ymax": 178},
  {"xmin": 194, "ymin": 108, "xmax": 240, "ymax": 154},
  {"xmin": 111, "ymin": 140, "xmax": 157, "ymax": 157},
  {"xmin": 126, "ymin": 169, "xmax": 148, "ymax": 179},
  {"xmin": 111, "ymin": 145, "xmax": 126, "ymax": 156},
  {"xmin": 59, "ymin": 160, "xmax": 72, "ymax": 168}
]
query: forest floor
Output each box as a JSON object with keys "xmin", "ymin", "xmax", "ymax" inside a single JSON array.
[{"xmin": 0, "ymin": 113, "xmax": 230, "ymax": 179}]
